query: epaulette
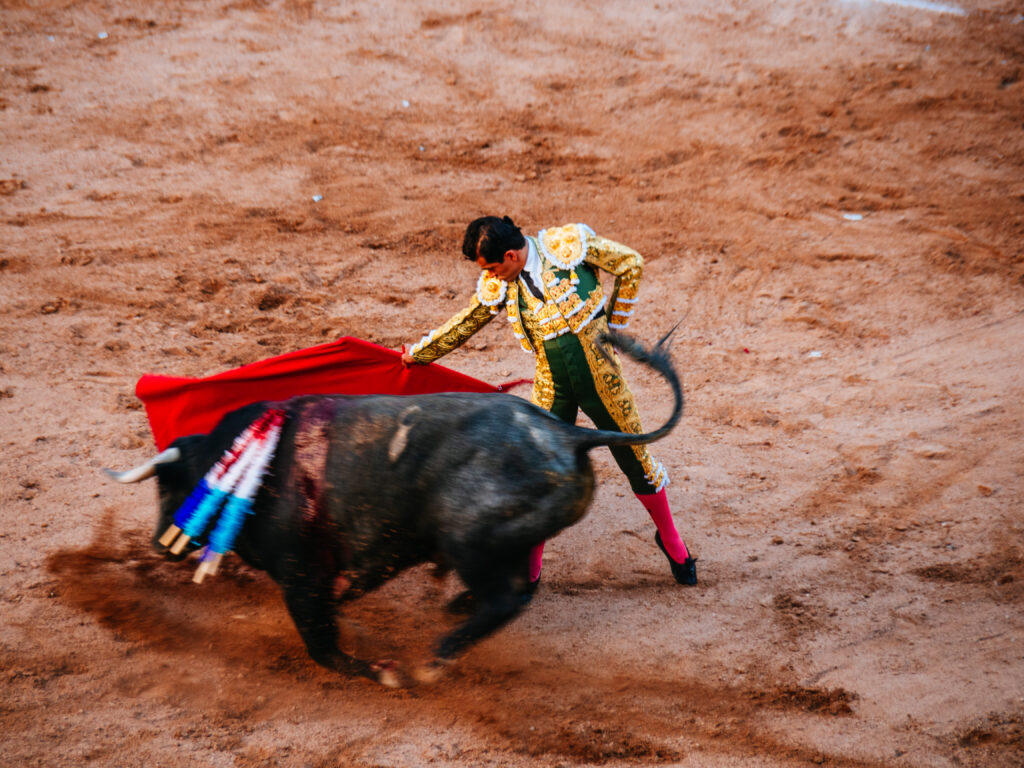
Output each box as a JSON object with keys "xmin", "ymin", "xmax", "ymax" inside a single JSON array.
[{"xmin": 537, "ymin": 223, "xmax": 595, "ymax": 269}]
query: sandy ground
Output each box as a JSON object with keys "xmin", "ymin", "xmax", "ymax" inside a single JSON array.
[{"xmin": 2, "ymin": 0, "xmax": 1023, "ymax": 765}]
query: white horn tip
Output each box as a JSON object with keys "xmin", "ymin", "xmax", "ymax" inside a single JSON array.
[
  {"xmin": 103, "ymin": 447, "xmax": 181, "ymax": 484},
  {"xmin": 103, "ymin": 465, "xmax": 154, "ymax": 483}
]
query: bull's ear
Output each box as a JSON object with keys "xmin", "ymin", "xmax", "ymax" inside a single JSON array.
[{"xmin": 104, "ymin": 447, "xmax": 181, "ymax": 483}]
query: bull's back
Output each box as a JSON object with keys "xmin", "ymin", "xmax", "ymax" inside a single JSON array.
[
  {"xmin": 216, "ymin": 394, "xmax": 586, "ymax": 567},
  {"xmin": 312, "ymin": 392, "xmax": 587, "ymax": 545}
]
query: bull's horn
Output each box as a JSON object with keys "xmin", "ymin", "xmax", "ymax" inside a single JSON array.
[{"xmin": 103, "ymin": 447, "xmax": 181, "ymax": 483}]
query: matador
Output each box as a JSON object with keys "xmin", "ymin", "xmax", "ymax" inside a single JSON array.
[{"xmin": 402, "ymin": 215, "xmax": 697, "ymax": 588}]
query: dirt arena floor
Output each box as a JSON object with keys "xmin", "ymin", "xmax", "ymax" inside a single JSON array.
[{"xmin": 2, "ymin": 1, "xmax": 1023, "ymax": 765}]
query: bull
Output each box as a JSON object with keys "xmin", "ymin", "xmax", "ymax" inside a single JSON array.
[{"xmin": 106, "ymin": 332, "xmax": 682, "ymax": 686}]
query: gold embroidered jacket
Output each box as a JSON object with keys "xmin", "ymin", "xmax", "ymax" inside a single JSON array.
[
  {"xmin": 409, "ymin": 224, "xmax": 667, "ymax": 491},
  {"xmin": 410, "ymin": 223, "xmax": 643, "ymax": 363}
]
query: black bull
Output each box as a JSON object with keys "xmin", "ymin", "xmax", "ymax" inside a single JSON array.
[{"xmin": 107, "ymin": 332, "xmax": 682, "ymax": 686}]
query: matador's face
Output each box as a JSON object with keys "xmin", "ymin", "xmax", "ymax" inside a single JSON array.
[{"xmin": 476, "ymin": 247, "xmax": 526, "ymax": 282}]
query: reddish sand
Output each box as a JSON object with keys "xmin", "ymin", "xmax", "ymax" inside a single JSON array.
[{"xmin": 2, "ymin": 1, "xmax": 1022, "ymax": 766}]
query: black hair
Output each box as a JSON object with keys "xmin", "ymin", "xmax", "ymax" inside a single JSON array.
[{"xmin": 462, "ymin": 215, "xmax": 526, "ymax": 264}]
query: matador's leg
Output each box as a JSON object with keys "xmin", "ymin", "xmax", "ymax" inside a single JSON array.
[{"xmin": 571, "ymin": 324, "xmax": 698, "ymax": 585}]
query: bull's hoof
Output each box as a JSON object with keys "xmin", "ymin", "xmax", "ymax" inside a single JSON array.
[
  {"xmin": 655, "ymin": 532, "xmax": 698, "ymax": 586},
  {"xmin": 369, "ymin": 659, "xmax": 405, "ymax": 689},
  {"xmin": 412, "ymin": 658, "xmax": 452, "ymax": 685}
]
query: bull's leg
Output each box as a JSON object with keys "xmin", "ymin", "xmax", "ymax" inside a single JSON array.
[
  {"xmin": 417, "ymin": 586, "xmax": 526, "ymax": 684},
  {"xmin": 280, "ymin": 572, "xmax": 402, "ymax": 687},
  {"xmin": 436, "ymin": 589, "xmax": 525, "ymax": 659},
  {"xmin": 417, "ymin": 557, "xmax": 531, "ymax": 683}
]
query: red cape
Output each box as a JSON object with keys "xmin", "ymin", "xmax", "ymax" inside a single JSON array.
[{"xmin": 137, "ymin": 337, "xmax": 511, "ymax": 450}]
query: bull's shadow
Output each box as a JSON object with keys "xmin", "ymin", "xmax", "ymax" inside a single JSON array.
[
  {"xmin": 47, "ymin": 509, "xmax": 292, "ymax": 662},
  {"xmin": 46, "ymin": 509, "xmax": 463, "ymax": 673}
]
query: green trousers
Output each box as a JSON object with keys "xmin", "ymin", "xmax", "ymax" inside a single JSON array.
[{"xmin": 543, "ymin": 332, "xmax": 655, "ymax": 494}]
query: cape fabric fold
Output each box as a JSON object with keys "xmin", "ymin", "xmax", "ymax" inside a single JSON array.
[{"xmin": 136, "ymin": 337, "xmax": 501, "ymax": 450}]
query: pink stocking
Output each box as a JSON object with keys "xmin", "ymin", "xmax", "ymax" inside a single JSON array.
[
  {"xmin": 528, "ymin": 542, "xmax": 544, "ymax": 582},
  {"xmin": 636, "ymin": 489, "xmax": 690, "ymax": 562}
]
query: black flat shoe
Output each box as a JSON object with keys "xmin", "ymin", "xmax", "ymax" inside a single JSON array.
[{"xmin": 655, "ymin": 531, "xmax": 698, "ymax": 586}]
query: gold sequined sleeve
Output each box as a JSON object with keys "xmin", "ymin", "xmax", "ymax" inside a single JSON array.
[
  {"xmin": 408, "ymin": 296, "xmax": 498, "ymax": 364},
  {"xmin": 584, "ymin": 234, "xmax": 644, "ymax": 329}
]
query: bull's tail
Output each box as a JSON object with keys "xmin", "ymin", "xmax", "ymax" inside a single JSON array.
[{"xmin": 569, "ymin": 328, "xmax": 683, "ymax": 452}]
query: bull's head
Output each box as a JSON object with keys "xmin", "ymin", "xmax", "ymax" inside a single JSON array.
[{"xmin": 104, "ymin": 437, "xmax": 208, "ymax": 560}]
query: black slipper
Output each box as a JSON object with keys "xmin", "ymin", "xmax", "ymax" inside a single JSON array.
[{"xmin": 655, "ymin": 531, "xmax": 698, "ymax": 586}]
